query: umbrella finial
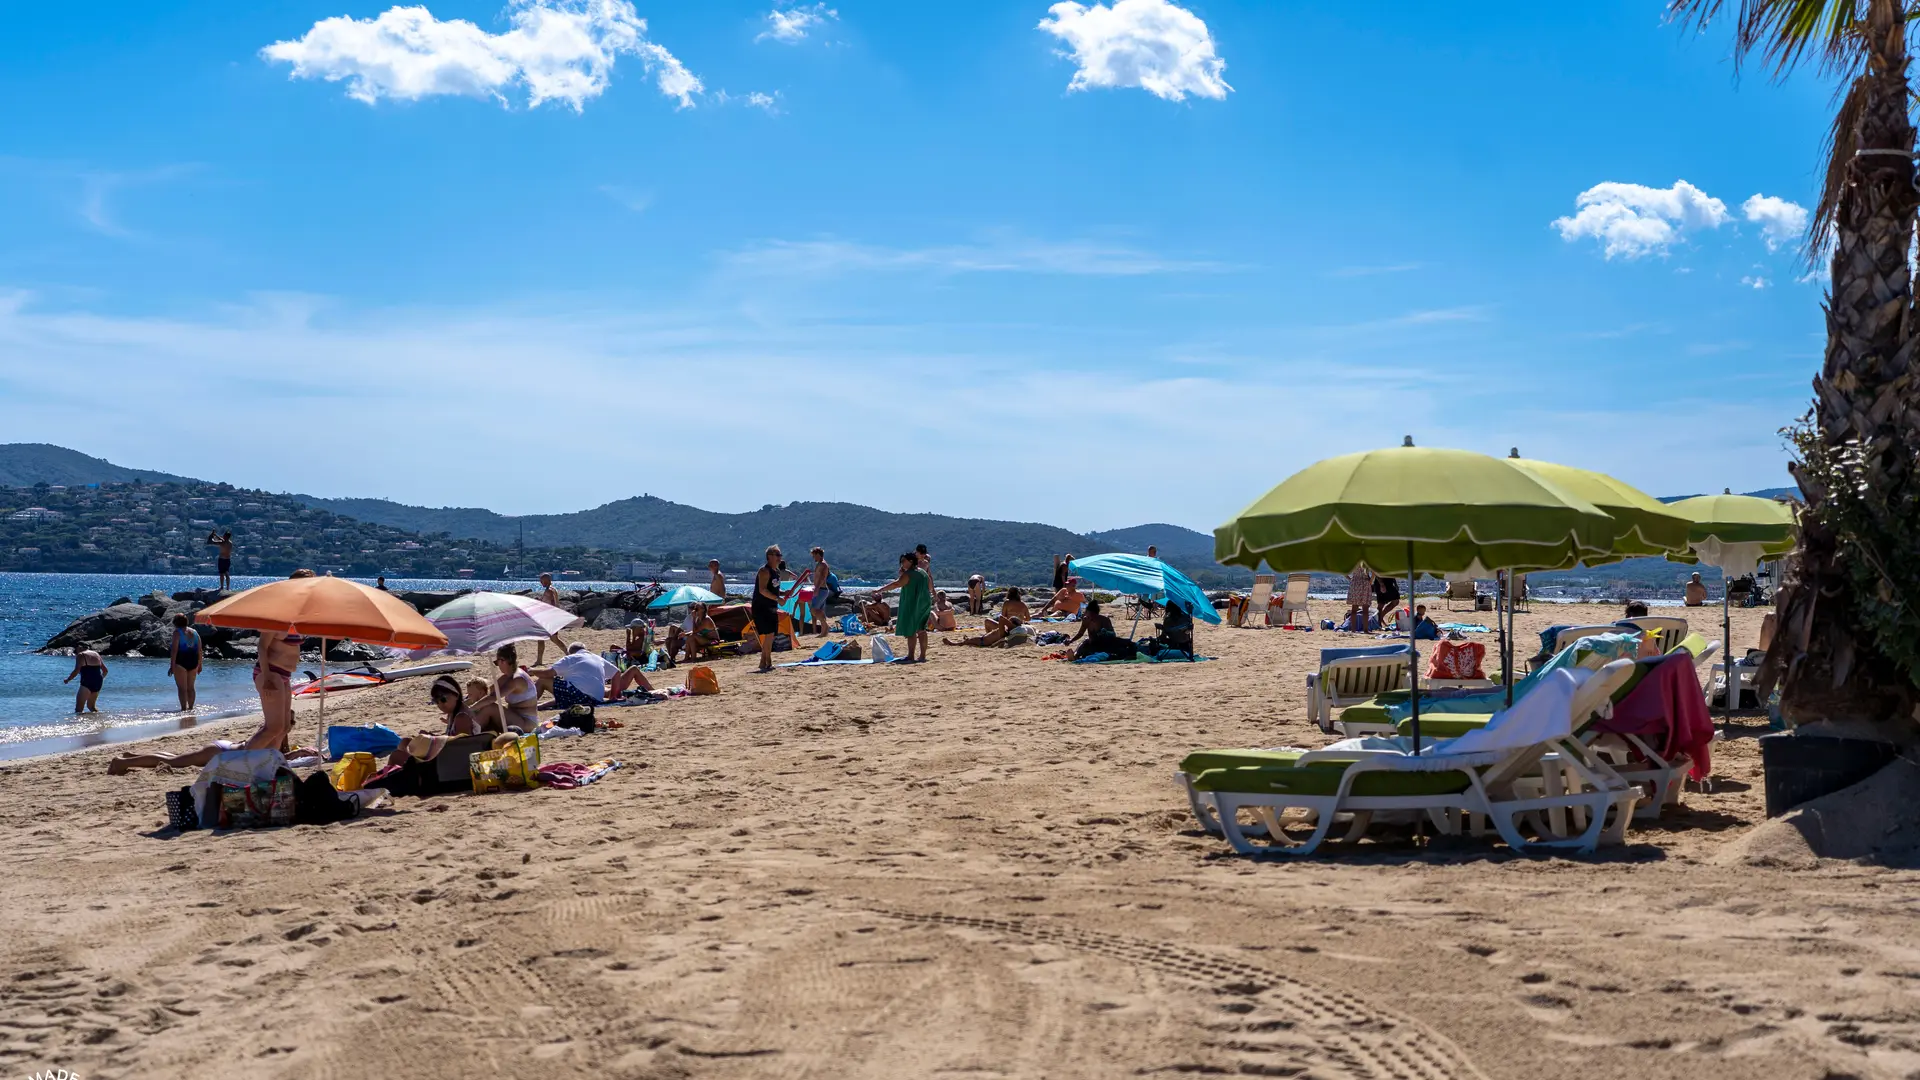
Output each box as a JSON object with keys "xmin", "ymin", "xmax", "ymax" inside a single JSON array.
[
  {"xmin": 1402, "ymin": 435, "xmax": 1414, "ymax": 447},
  {"xmin": 1509, "ymin": 447, "xmax": 1520, "ymax": 458}
]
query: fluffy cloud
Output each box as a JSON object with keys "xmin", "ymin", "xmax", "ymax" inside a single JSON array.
[
  {"xmin": 757, "ymin": 3, "xmax": 836, "ymax": 43},
  {"xmin": 1741, "ymin": 275, "xmax": 1770, "ymax": 290},
  {"xmin": 260, "ymin": 0, "xmax": 702, "ymax": 111},
  {"xmin": 1742, "ymin": 194, "xmax": 1810, "ymax": 252},
  {"xmin": 1551, "ymin": 181, "xmax": 1730, "ymax": 259},
  {"xmin": 1037, "ymin": 0, "xmax": 1230, "ymax": 102}
]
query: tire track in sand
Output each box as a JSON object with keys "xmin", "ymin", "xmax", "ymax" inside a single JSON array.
[{"xmin": 878, "ymin": 910, "xmax": 1489, "ymax": 1080}]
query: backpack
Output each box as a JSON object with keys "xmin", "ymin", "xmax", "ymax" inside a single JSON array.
[{"xmin": 687, "ymin": 666, "xmax": 720, "ymax": 695}]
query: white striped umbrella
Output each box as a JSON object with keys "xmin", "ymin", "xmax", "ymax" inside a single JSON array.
[{"xmin": 416, "ymin": 591, "xmax": 582, "ymax": 655}]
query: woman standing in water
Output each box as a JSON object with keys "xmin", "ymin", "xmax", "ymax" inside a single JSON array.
[
  {"xmin": 868, "ymin": 553, "xmax": 933, "ymax": 663},
  {"xmin": 168, "ymin": 614, "xmax": 202, "ymax": 712}
]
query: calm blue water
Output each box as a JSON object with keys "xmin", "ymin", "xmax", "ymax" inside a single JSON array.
[{"xmin": 0, "ymin": 572, "xmax": 645, "ymax": 753}]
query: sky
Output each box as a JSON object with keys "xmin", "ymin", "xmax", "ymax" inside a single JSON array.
[{"xmin": 0, "ymin": 0, "xmax": 1833, "ymax": 533}]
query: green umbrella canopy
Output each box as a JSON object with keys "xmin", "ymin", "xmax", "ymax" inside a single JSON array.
[
  {"xmin": 1214, "ymin": 443, "xmax": 1618, "ymax": 575},
  {"xmin": 1506, "ymin": 455, "xmax": 1692, "ymax": 565},
  {"xmin": 1665, "ymin": 490, "xmax": 1797, "ymax": 573}
]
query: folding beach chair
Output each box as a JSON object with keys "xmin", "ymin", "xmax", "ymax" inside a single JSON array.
[
  {"xmin": 1273, "ymin": 573, "xmax": 1311, "ymax": 627},
  {"xmin": 1184, "ymin": 662, "xmax": 1640, "ymax": 856},
  {"xmin": 1444, "ymin": 579, "xmax": 1479, "ymax": 611},
  {"xmin": 1237, "ymin": 574, "xmax": 1275, "ymax": 628}
]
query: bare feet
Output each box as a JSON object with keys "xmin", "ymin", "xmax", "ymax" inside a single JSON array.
[{"xmin": 107, "ymin": 758, "xmax": 132, "ymax": 775}]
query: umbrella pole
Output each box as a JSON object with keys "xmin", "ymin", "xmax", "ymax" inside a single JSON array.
[
  {"xmin": 1407, "ymin": 543, "xmax": 1420, "ymax": 756},
  {"xmin": 1723, "ymin": 569, "xmax": 1732, "ymax": 733},
  {"xmin": 317, "ymin": 645, "xmax": 327, "ymax": 758}
]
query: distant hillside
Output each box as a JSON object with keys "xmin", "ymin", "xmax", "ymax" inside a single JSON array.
[
  {"xmin": 1084, "ymin": 523, "xmax": 1215, "ymax": 560},
  {"xmin": 0, "ymin": 444, "xmax": 197, "ymax": 488},
  {"xmin": 299, "ymin": 494, "xmax": 1247, "ymax": 585}
]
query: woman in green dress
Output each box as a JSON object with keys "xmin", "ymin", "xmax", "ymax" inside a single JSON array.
[{"xmin": 869, "ymin": 552, "xmax": 933, "ymax": 663}]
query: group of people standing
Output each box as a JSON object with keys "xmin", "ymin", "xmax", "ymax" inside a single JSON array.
[{"xmin": 748, "ymin": 543, "xmax": 937, "ymax": 670}]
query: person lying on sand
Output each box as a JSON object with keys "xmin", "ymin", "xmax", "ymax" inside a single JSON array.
[
  {"xmin": 107, "ymin": 673, "xmax": 298, "ymax": 775},
  {"xmin": 1032, "ymin": 579, "xmax": 1087, "ymax": 620}
]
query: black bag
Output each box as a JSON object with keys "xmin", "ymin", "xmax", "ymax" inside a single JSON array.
[
  {"xmin": 293, "ymin": 771, "xmax": 360, "ymax": 825},
  {"xmin": 557, "ymin": 704, "xmax": 597, "ymax": 733},
  {"xmin": 166, "ymin": 786, "xmax": 199, "ymax": 831}
]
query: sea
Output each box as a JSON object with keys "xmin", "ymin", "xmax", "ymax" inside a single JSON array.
[{"xmin": 0, "ymin": 571, "xmax": 652, "ymax": 761}]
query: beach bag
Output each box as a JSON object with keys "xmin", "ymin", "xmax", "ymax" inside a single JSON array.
[
  {"xmin": 870, "ymin": 635, "xmax": 895, "ymax": 663},
  {"xmin": 216, "ymin": 769, "xmax": 297, "ymax": 829},
  {"xmin": 837, "ymin": 640, "xmax": 862, "ymax": 661},
  {"xmin": 190, "ymin": 749, "xmax": 286, "ymax": 812},
  {"xmin": 809, "ymin": 640, "xmax": 846, "ymax": 663},
  {"xmin": 166, "ymin": 786, "xmax": 199, "ymax": 831},
  {"xmin": 469, "ymin": 733, "xmax": 541, "ymax": 794},
  {"xmin": 839, "ymin": 614, "xmax": 866, "ymax": 635},
  {"xmin": 327, "ymin": 724, "xmax": 402, "ymax": 762},
  {"xmin": 557, "ymin": 704, "xmax": 598, "ymax": 732},
  {"xmin": 327, "ymin": 751, "xmax": 377, "ymax": 792},
  {"xmin": 686, "ymin": 666, "xmax": 720, "ymax": 695}
]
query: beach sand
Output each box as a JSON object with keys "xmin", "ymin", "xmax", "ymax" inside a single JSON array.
[{"xmin": 7, "ymin": 601, "xmax": 1915, "ymax": 1080}]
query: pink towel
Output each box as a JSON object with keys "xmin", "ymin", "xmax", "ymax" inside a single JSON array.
[{"xmin": 1601, "ymin": 655, "xmax": 1713, "ymax": 780}]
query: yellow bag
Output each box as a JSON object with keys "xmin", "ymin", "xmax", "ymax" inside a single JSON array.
[
  {"xmin": 327, "ymin": 752, "xmax": 377, "ymax": 792},
  {"xmin": 469, "ymin": 733, "xmax": 542, "ymax": 794},
  {"xmin": 687, "ymin": 665, "xmax": 720, "ymax": 695}
]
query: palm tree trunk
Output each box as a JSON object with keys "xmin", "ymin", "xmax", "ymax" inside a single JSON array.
[{"xmin": 1763, "ymin": 0, "xmax": 1920, "ymax": 729}]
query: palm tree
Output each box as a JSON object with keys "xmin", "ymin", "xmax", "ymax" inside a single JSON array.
[{"xmin": 1670, "ymin": 0, "xmax": 1920, "ymax": 726}]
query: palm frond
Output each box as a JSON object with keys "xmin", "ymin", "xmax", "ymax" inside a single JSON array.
[
  {"xmin": 1811, "ymin": 73, "xmax": 1871, "ymax": 261},
  {"xmin": 1667, "ymin": 0, "xmax": 1868, "ymax": 79}
]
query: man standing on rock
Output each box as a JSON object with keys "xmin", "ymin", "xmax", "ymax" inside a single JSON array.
[{"xmin": 206, "ymin": 530, "xmax": 235, "ymax": 590}]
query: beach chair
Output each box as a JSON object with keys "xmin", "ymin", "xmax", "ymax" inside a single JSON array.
[
  {"xmin": 1444, "ymin": 579, "xmax": 1480, "ymax": 611},
  {"xmin": 1585, "ymin": 637, "xmax": 1720, "ymax": 818},
  {"xmin": 1237, "ymin": 574, "xmax": 1275, "ymax": 628},
  {"xmin": 1185, "ymin": 662, "xmax": 1640, "ymax": 856},
  {"xmin": 1273, "ymin": 573, "xmax": 1311, "ymax": 627},
  {"xmin": 1623, "ymin": 616, "xmax": 1688, "ymax": 656},
  {"xmin": 1306, "ymin": 645, "xmax": 1410, "ymax": 733}
]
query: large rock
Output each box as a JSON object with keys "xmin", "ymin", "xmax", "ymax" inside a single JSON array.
[
  {"xmin": 396, "ymin": 590, "xmax": 464, "ymax": 615},
  {"xmin": 44, "ymin": 603, "xmax": 158, "ymax": 652},
  {"xmin": 590, "ymin": 607, "xmax": 636, "ymax": 631}
]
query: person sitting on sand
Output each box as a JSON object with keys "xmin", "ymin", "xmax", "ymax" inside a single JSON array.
[
  {"xmin": 943, "ymin": 588, "xmax": 1031, "ymax": 648},
  {"xmin": 1623, "ymin": 599, "xmax": 1650, "ymax": 619},
  {"xmin": 65, "ymin": 648, "xmax": 108, "ymax": 713},
  {"xmin": 467, "ymin": 644, "xmax": 540, "ymax": 734},
  {"xmin": 931, "ymin": 590, "xmax": 959, "ymax": 632},
  {"xmin": 1033, "ymin": 578, "xmax": 1087, "ymax": 620},
  {"xmin": 1147, "ymin": 601, "xmax": 1195, "ymax": 655},
  {"xmin": 1685, "ymin": 572, "xmax": 1708, "ymax": 607},
  {"xmin": 1067, "ymin": 600, "xmax": 1121, "ymax": 660},
  {"xmin": 859, "ymin": 595, "xmax": 893, "ymax": 628},
  {"xmin": 545, "ymin": 642, "xmax": 652, "ymax": 705},
  {"xmin": 678, "ymin": 603, "xmax": 720, "ymax": 662},
  {"xmin": 1409, "ymin": 603, "xmax": 1440, "ymax": 641}
]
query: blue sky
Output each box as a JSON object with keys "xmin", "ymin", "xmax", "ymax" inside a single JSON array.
[{"xmin": 0, "ymin": 1, "xmax": 1829, "ymax": 532}]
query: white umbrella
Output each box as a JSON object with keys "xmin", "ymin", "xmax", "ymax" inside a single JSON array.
[{"xmin": 412, "ymin": 591, "xmax": 582, "ymax": 656}]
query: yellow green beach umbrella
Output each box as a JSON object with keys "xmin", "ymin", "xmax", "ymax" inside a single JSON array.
[
  {"xmin": 1665, "ymin": 489, "xmax": 1798, "ymax": 728},
  {"xmin": 1505, "ymin": 453, "xmax": 1692, "ymax": 566},
  {"xmin": 1214, "ymin": 440, "xmax": 1616, "ymax": 751},
  {"xmin": 1214, "ymin": 442, "xmax": 1617, "ymax": 575}
]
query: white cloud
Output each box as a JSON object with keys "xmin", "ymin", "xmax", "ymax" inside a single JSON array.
[
  {"xmin": 1037, "ymin": 0, "xmax": 1230, "ymax": 102},
  {"xmin": 260, "ymin": 0, "xmax": 703, "ymax": 111},
  {"xmin": 757, "ymin": 3, "xmax": 836, "ymax": 43},
  {"xmin": 1551, "ymin": 180, "xmax": 1730, "ymax": 259},
  {"xmin": 1742, "ymin": 194, "xmax": 1809, "ymax": 252},
  {"xmin": 715, "ymin": 89, "xmax": 782, "ymax": 113},
  {"xmin": 1741, "ymin": 275, "xmax": 1770, "ymax": 289}
]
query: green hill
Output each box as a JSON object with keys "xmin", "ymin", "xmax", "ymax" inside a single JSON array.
[{"xmin": 0, "ymin": 444, "xmax": 198, "ymax": 488}]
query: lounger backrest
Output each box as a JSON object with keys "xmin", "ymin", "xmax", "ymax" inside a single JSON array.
[
  {"xmin": 1446, "ymin": 580, "xmax": 1475, "ymax": 599},
  {"xmin": 1625, "ymin": 616, "xmax": 1689, "ymax": 654},
  {"xmin": 1321, "ymin": 654, "xmax": 1408, "ymax": 698},
  {"xmin": 1553, "ymin": 625, "xmax": 1624, "ymax": 653},
  {"xmin": 1247, "ymin": 575, "xmax": 1275, "ymax": 610}
]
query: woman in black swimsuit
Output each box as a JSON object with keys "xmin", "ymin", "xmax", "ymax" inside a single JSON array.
[
  {"xmin": 168, "ymin": 614, "xmax": 202, "ymax": 712},
  {"xmin": 752, "ymin": 545, "xmax": 785, "ymax": 673}
]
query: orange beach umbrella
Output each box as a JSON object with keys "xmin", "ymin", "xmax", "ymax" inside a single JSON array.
[
  {"xmin": 196, "ymin": 577, "xmax": 447, "ymax": 753},
  {"xmin": 196, "ymin": 576, "xmax": 447, "ymax": 649}
]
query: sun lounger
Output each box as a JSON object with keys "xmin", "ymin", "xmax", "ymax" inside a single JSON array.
[
  {"xmin": 1274, "ymin": 573, "xmax": 1311, "ymax": 627},
  {"xmin": 1622, "ymin": 616, "xmax": 1689, "ymax": 656},
  {"xmin": 1585, "ymin": 635, "xmax": 1720, "ymax": 818},
  {"xmin": 1305, "ymin": 644, "xmax": 1410, "ymax": 733},
  {"xmin": 1184, "ymin": 662, "xmax": 1640, "ymax": 856}
]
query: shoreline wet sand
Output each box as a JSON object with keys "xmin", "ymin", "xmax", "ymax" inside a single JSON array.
[{"xmin": 8, "ymin": 601, "xmax": 1911, "ymax": 1080}]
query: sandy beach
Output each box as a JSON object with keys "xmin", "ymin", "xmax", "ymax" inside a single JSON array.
[{"xmin": 6, "ymin": 600, "xmax": 1914, "ymax": 1080}]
